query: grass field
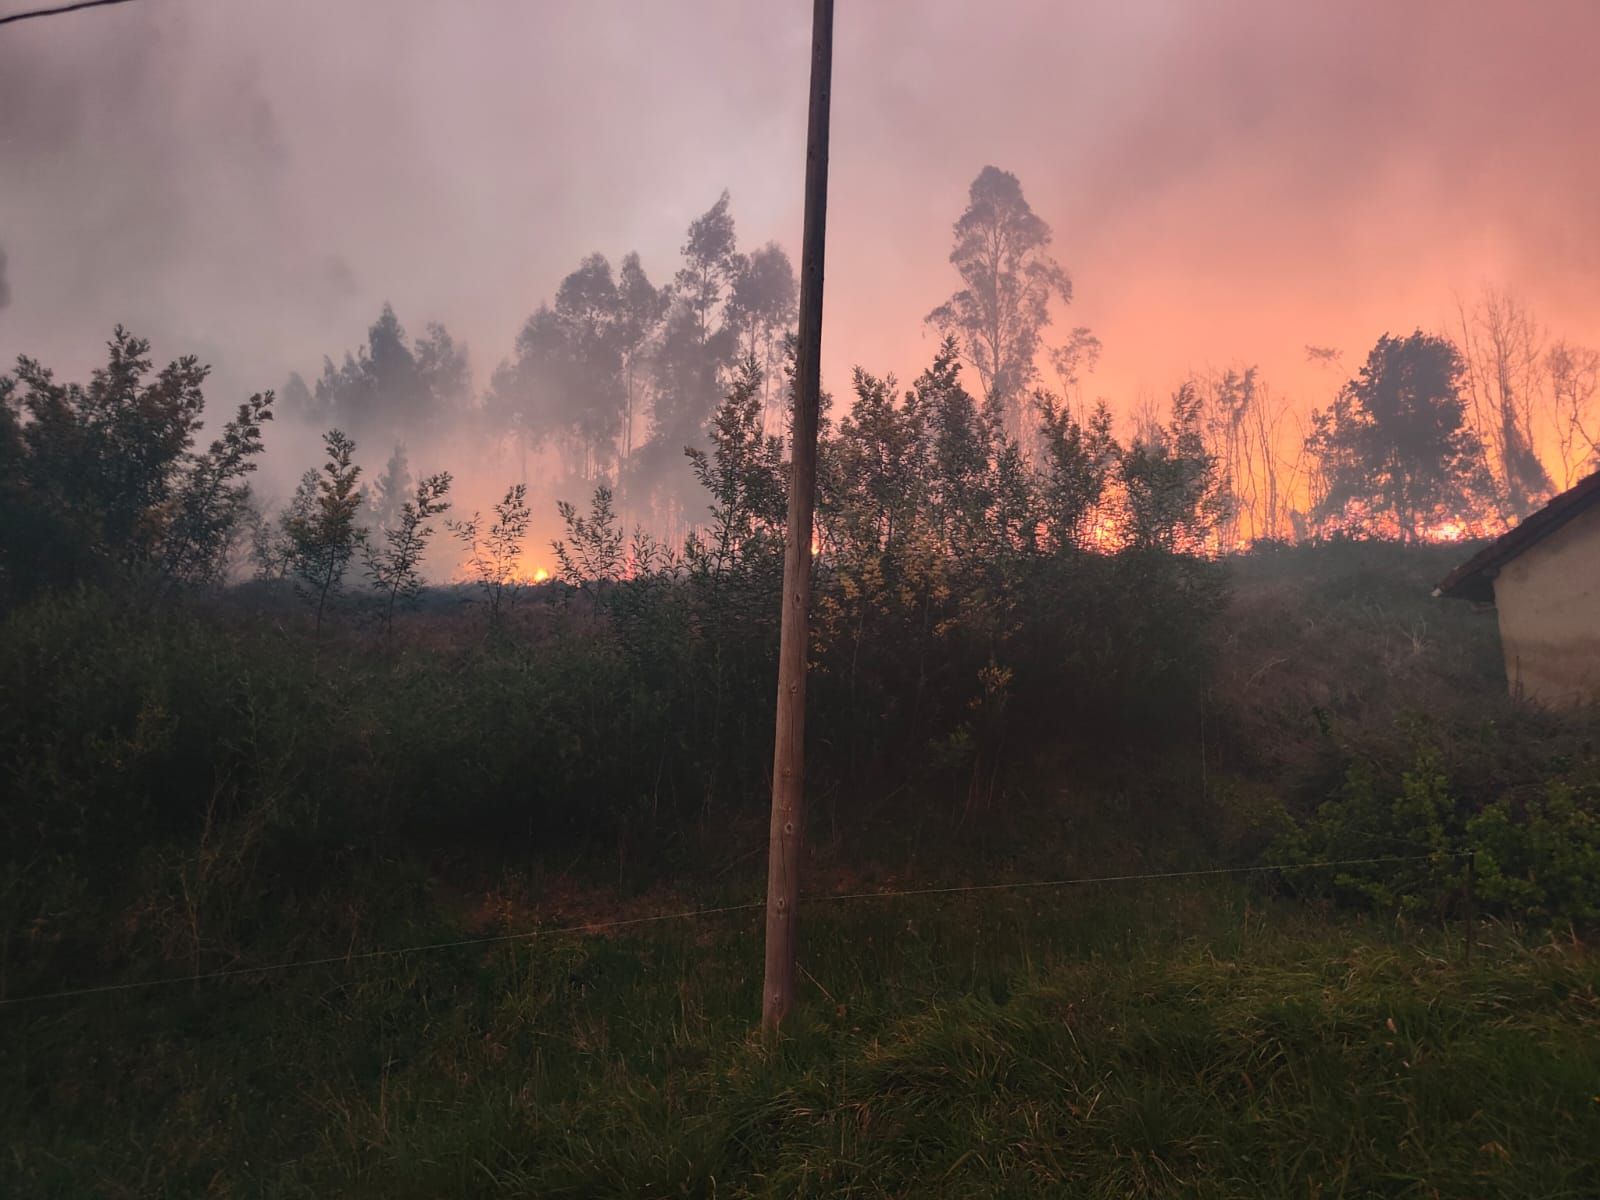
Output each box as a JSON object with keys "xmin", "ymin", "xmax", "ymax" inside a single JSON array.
[
  {"xmin": 6, "ymin": 879, "xmax": 1596, "ymax": 1198},
  {"xmin": 4, "ymin": 541, "xmax": 1595, "ymax": 1196}
]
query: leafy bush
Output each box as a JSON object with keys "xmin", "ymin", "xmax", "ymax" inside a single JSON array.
[
  {"xmin": 1273, "ymin": 735, "xmax": 1600, "ymax": 925},
  {"xmin": 449, "ymin": 483, "xmax": 533, "ymax": 620},
  {"xmin": 0, "ymin": 329, "xmax": 272, "ymax": 598},
  {"xmin": 285, "ymin": 429, "xmax": 365, "ymax": 635},
  {"xmin": 363, "ymin": 469, "xmax": 452, "ymax": 634},
  {"xmin": 1469, "ymin": 783, "xmax": 1600, "ymax": 923},
  {"xmin": 1272, "ymin": 746, "xmax": 1469, "ymax": 916}
]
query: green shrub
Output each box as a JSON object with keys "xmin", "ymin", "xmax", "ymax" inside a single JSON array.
[
  {"xmin": 1273, "ymin": 745, "xmax": 1469, "ymax": 917},
  {"xmin": 1274, "ymin": 733, "xmax": 1600, "ymax": 925},
  {"xmin": 1468, "ymin": 783, "xmax": 1600, "ymax": 923}
]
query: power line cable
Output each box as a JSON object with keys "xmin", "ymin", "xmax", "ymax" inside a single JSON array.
[{"xmin": 0, "ymin": 0, "xmax": 137, "ymax": 28}]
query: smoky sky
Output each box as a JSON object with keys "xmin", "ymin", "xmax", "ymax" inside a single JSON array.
[{"xmin": 3, "ymin": 0, "xmax": 1598, "ymax": 433}]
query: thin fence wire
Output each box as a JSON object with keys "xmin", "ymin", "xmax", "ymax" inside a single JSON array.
[
  {"xmin": 0, "ymin": 849, "xmax": 1472, "ymax": 1009},
  {"xmin": 807, "ymin": 852, "xmax": 1470, "ymax": 905},
  {"xmin": 0, "ymin": 902, "xmax": 765, "ymax": 1008}
]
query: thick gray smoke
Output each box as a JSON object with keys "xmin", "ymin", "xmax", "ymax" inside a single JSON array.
[{"xmin": 3, "ymin": 0, "xmax": 1597, "ymax": 513}]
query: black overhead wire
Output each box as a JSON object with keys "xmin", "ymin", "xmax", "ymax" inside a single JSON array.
[{"xmin": 0, "ymin": 0, "xmax": 138, "ymax": 28}]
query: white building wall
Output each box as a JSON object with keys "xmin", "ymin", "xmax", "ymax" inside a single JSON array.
[{"xmin": 1491, "ymin": 503, "xmax": 1600, "ymax": 706}]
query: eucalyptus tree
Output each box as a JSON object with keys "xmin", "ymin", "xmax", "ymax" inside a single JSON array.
[
  {"xmin": 927, "ymin": 167, "xmax": 1075, "ymax": 445},
  {"xmin": 490, "ymin": 254, "xmax": 628, "ymax": 484}
]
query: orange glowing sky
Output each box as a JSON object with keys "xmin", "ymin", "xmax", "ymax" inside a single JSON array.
[{"xmin": 3, "ymin": 0, "xmax": 1598, "ymax": 486}]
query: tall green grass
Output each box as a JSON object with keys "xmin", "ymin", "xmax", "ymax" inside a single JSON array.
[
  {"xmin": 4, "ymin": 544, "xmax": 1598, "ymax": 1196},
  {"xmin": 5, "ymin": 884, "xmax": 1595, "ymax": 1198}
]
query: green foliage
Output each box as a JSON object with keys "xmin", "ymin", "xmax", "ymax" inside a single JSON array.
[
  {"xmin": 5, "ymin": 891, "xmax": 1597, "ymax": 1198},
  {"xmin": 1468, "ymin": 783, "xmax": 1600, "ymax": 923},
  {"xmin": 1119, "ymin": 382, "xmax": 1231, "ymax": 554},
  {"xmin": 287, "ymin": 429, "xmax": 366, "ymax": 635},
  {"xmin": 1274, "ymin": 732, "xmax": 1600, "ymax": 924},
  {"xmin": 553, "ymin": 486, "xmax": 625, "ymax": 585},
  {"xmin": 1034, "ymin": 392, "xmax": 1117, "ymax": 551},
  {"xmin": 684, "ymin": 356, "xmax": 788, "ymax": 576},
  {"xmin": 0, "ymin": 328, "xmax": 272, "ymax": 597},
  {"xmin": 1307, "ymin": 330, "xmax": 1495, "ymax": 540},
  {"xmin": 4, "ymin": 502, "xmax": 1597, "ymax": 1196},
  {"xmin": 159, "ymin": 390, "xmax": 274, "ymax": 586},
  {"xmin": 364, "ymin": 470, "xmax": 452, "ymax": 634},
  {"xmin": 1274, "ymin": 745, "xmax": 1467, "ymax": 915},
  {"xmin": 800, "ymin": 341, "xmax": 1230, "ymax": 813},
  {"xmin": 0, "ymin": 586, "xmax": 694, "ymax": 961},
  {"xmin": 249, "ymin": 468, "xmax": 317, "ymax": 582},
  {"xmin": 449, "ymin": 483, "xmax": 533, "ymax": 620}
]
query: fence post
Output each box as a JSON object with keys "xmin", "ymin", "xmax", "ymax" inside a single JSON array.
[{"xmin": 1463, "ymin": 850, "xmax": 1476, "ymax": 965}]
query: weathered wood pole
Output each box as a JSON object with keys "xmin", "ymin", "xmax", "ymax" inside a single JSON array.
[{"xmin": 762, "ymin": 0, "xmax": 834, "ymax": 1034}]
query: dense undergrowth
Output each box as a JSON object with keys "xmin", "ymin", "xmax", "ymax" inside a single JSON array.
[
  {"xmin": 2, "ymin": 539, "xmax": 1598, "ymax": 1006},
  {"xmin": 0, "ymin": 546, "xmax": 1231, "ymax": 1001}
]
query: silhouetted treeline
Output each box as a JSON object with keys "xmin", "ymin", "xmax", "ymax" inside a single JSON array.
[
  {"xmin": 3, "ymin": 169, "xmax": 1598, "ymax": 618},
  {"xmin": 273, "ymin": 191, "xmax": 798, "ymax": 531},
  {"xmin": 259, "ymin": 170, "xmax": 1599, "ymax": 554}
]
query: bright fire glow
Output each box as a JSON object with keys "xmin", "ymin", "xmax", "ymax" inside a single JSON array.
[{"xmin": 445, "ymin": 560, "xmax": 551, "ymax": 586}]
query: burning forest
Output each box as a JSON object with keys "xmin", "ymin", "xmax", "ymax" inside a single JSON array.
[{"xmin": 2, "ymin": 2, "xmax": 1599, "ymax": 1196}]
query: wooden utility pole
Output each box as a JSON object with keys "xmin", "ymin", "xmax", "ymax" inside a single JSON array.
[{"xmin": 762, "ymin": 0, "xmax": 834, "ymax": 1034}]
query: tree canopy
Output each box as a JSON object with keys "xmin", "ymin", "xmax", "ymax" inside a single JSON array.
[
  {"xmin": 294, "ymin": 304, "xmax": 468, "ymax": 445},
  {"xmin": 0, "ymin": 328, "xmax": 272, "ymax": 596},
  {"xmin": 1307, "ymin": 331, "xmax": 1494, "ymax": 541},
  {"xmin": 927, "ymin": 166, "xmax": 1076, "ymax": 444}
]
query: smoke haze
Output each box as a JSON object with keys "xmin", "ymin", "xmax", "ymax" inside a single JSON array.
[{"xmin": 3, "ymin": 0, "xmax": 1598, "ymax": 480}]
